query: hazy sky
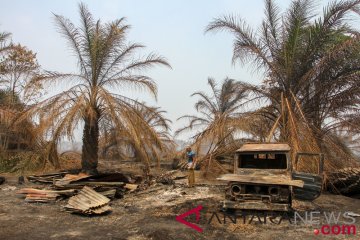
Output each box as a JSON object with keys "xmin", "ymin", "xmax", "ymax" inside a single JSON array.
[{"xmin": 1, "ymin": 0, "xmax": 333, "ymax": 141}]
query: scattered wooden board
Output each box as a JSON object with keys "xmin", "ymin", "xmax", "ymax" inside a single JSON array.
[{"xmin": 17, "ymin": 188, "xmax": 77, "ymax": 203}]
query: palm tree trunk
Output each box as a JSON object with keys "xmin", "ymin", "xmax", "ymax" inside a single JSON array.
[{"xmin": 81, "ymin": 116, "xmax": 99, "ymax": 175}]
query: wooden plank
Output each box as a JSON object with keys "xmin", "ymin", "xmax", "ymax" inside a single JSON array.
[
  {"xmin": 25, "ymin": 199, "xmax": 55, "ymax": 203},
  {"xmin": 217, "ymin": 174, "xmax": 304, "ymax": 188},
  {"xmin": 25, "ymin": 193, "xmax": 58, "ymax": 197},
  {"xmin": 17, "ymin": 188, "xmax": 75, "ymax": 196}
]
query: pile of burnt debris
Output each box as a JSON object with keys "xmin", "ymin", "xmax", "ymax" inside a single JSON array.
[
  {"xmin": 16, "ymin": 170, "xmax": 142, "ymax": 215},
  {"xmin": 15, "ymin": 169, "xmax": 186, "ymax": 215},
  {"xmin": 327, "ymin": 167, "xmax": 360, "ymax": 198}
]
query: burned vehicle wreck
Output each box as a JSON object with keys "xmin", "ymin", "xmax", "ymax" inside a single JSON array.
[{"xmin": 218, "ymin": 143, "xmax": 324, "ymax": 211}]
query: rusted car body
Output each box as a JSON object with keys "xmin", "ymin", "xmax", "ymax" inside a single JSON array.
[{"xmin": 218, "ymin": 143, "xmax": 323, "ymax": 211}]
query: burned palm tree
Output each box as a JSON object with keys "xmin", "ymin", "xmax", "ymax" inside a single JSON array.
[
  {"xmin": 206, "ymin": 0, "xmax": 360, "ymax": 171},
  {"xmin": 176, "ymin": 78, "xmax": 249, "ymax": 172},
  {"xmin": 99, "ymin": 105, "xmax": 173, "ymax": 168},
  {"xmin": 22, "ymin": 3, "xmax": 170, "ymax": 174}
]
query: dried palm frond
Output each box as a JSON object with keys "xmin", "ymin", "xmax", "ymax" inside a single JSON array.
[
  {"xmin": 18, "ymin": 3, "xmax": 171, "ymax": 174},
  {"xmin": 99, "ymin": 104, "xmax": 174, "ymax": 167},
  {"xmin": 206, "ymin": 0, "xmax": 360, "ymax": 172},
  {"xmin": 176, "ymin": 77, "xmax": 251, "ymax": 172}
]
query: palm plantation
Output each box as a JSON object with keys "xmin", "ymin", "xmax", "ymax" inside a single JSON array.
[
  {"xmin": 21, "ymin": 3, "xmax": 170, "ymax": 174},
  {"xmin": 206, "ymin": 0, "xmax": 360, "ymax": 170}
]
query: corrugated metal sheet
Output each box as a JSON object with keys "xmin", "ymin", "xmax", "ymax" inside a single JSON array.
[
  {"xmin": 65, "ymin": 186, "xmax": 111, "ymax": 215},
  {"xmin": 236, "ymin": 143, "xmax": 291, "ymax": 152}
]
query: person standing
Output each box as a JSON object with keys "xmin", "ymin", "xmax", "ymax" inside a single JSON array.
[{"xmin": 186, "ymin": 147, "xmax": 196, "ymax": 187}]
